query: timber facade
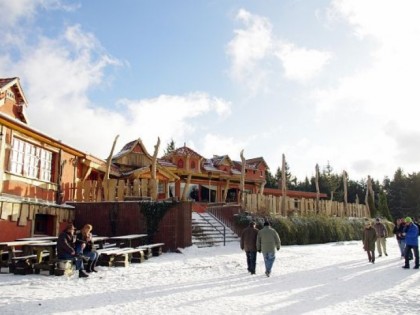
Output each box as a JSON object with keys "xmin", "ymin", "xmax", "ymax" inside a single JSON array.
[{"xmin": 0, "ymin": 77, "xmax": 325, "ymax": 242}]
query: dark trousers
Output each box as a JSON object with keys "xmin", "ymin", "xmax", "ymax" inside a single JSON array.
[
  {"xmin": 404, "ymin": 245, "xmax": 419, "ymax": 268},
  {"xmin": 246, "ymin": 251, "xmax": 257, "ymax": 273},
  {"xmin": 367, "ymin": 250, "xmax": 375, "ymax": 263}
]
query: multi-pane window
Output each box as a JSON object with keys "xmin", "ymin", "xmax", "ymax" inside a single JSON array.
[{"xmin": 9, "ymin": 138, "xmax": 53, "ymax": 182}]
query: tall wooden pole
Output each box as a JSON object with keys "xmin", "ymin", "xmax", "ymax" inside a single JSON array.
[
  {"xmin": 281, "ymin": 154, "xmax": 287, "ymax": 214},
  {"xmin": 240, "ymin": 149, "xmax": 246, "ymax": 206},
  {"xmin": 343, "ymin": 170, "xmax": 348, "ymax": 215},
  {"xmin": 315, "ymin": 164, "xmax": 320, "ymax": 213}
]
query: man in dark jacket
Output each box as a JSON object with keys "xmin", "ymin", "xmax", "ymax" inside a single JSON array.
[
  {"xmin": 57, "ymin": 223, "xmax": 89, "ymax": 278},
  {"xmin": 257, "ymin": 221, "xmax": 281, "ymax": 277},
  {"xmin": 240, "ymin": 221, "xmax": 259, "ymax": 275}
]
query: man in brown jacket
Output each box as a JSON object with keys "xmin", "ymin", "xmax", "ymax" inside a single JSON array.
[{"xmin": 240, "ymin": 221, "xmax": 259, "ymax": 275}]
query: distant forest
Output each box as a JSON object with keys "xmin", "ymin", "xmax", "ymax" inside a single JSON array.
[{"xmin": 266, "ymin": 162, "xmax": 420, "ymax": 222}]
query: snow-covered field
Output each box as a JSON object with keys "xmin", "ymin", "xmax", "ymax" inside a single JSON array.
[{"xmin": 0, "ymin": 238, "xmax": 419, "ymax": 315}]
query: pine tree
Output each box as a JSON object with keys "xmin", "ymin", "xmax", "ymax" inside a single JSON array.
[
  {"xmin": 377, "ymin": 190, "xmax": 392, "ymax": 221},
  {"xmin": 164, "ymin": 138, "xmax": 176, "ymax": 155}
]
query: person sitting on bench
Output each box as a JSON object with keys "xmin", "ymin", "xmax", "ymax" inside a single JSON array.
[
  {"xmin": 75, "ymin": 224, "xmax": 99, "ymax": 273},
  {"xmin": 57, "ymin": 223, "xmax": 89, "ymax": 278}
]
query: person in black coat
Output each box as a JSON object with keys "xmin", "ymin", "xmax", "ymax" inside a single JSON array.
[
  {"xmin": 57, "ymin": 223, "xmax": 89, "ymax": 278},
  {"xmin": 393, "ymin": 218, "xmax": 406, "ymax": 258}
]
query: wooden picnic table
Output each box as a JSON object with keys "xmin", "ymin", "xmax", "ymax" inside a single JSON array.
[
  {"xmin": 0, "ymin": 240, "xmax": 47, "ymax": 272},
  {"xmin": 109, "ymin": 234, "xmax": 148, "ymax": 248},
  {"xmin": 16, "ymin": 236, "xmax": 58, "ymax": 242},
  {"xmin": 91, "ymin": 236, "xmax": 109, "ymax": 249},
  {"xmin": 22, "ymin": 241, "xmax": 57, "ymax": 275}
]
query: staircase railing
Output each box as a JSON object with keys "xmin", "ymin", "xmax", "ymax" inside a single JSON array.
[
  {"xmin": 206, "ymin": 204, "xmax": 243, "ymax": 236},
  {"xmin": 205, "ymin": 211, "xmax": 226, "ymax": 246}
]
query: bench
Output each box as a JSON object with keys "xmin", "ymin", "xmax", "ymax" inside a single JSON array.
[
  {"xmin": 11, "ymin": 252, "xmax": 49, "ymax": 275},
  {"xmin": 11, "ymin": 254, "xmax": 37, "ymax": 275},
  {"xmin": 97, "ymin": 247, "xmax": 145, "ymax": 267},
  {"xmin": 137, "ymin": 243, "xmax": 165, "ymax": 259}
]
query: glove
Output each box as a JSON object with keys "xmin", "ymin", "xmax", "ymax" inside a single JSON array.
[{"xmin": 277, "ymin": 248, "xmax": 280, "ymax": 251}]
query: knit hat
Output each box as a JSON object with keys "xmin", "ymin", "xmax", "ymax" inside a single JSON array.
[
  {"xmin": 405, "ymin": 217, "xmax": 412, "ymax": 223},
  {"xmin": 263, "ymin": 221, "xmax": 270, "ymax": 226}
]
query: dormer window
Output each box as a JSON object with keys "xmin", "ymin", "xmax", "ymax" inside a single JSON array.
[
  {"xmin": 177, "ymin": 159, "xmax": 184, "ymax": 168},
  {"xmin": 191, "ymin": 161, "xmax": 195, "ymax": 170}
]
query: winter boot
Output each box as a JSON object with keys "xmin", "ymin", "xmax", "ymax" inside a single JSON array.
[
  {"xmin": 86, "ymin": 261, "xmax": 93, "ymax": 273},
  {"xmin": 91, "ymin": 259, "xmax": 98, "ymax": 273},
  {"xmin": 79, "ymin": 269, "xmax": 89, "ymax": 278}
]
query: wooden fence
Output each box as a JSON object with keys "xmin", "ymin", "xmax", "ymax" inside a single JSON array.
[
  {"xmin": 242, "ymin": 194, "xmax": 369, "ymax": 218},
  {"xmin": 68, "ymin": 179, "xmax": 154, "ymax": 202}
]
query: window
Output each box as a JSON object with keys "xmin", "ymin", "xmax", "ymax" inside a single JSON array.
[
  {"xmin": 177, "ymin": 159, "xmax": 184, "ymax": 168},
  {"xmin": 190, "ymin": 161, "xmax": 195, "ymax": 170},
  {"xmin": 9, "ymin": 138, "xmax": 53, "ymax": 182}
]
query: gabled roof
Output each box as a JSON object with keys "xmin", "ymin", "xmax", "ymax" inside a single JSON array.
[
  {"xmin": 0, "ymin": 77, "xmax": 29, "ymax": 123},
  {"xmin": 112, "ymin": 138, "xmax": 152, "ymax": 161},
  {"xmin": 246, "ymin": 157, "xmax": 269, "ymax": 169},
  {"xmin": 163, "ymin": 144, "xmax": 203, "ymax": 159},
  {"xmin": 122, "ymin": 164, "xmax": 179, "ymax": 181},
  {"xmin": 212, "ymin": 155, "xmax": 233, "ymax": 167}
]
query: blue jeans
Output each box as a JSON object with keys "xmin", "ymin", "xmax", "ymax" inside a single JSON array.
[
  {"xmin": 398, "ymin": 240, "xmax": 406, "ymax": 256},
  {"xmin": 245, "ymin": 251, "xmax": 257, "ymax": 273},
  {"xmin": 58, "ymin": 253, "xmax": 84, "ymax": 270},
  {"xmin": 84, "ymin": 250, "xmax": 98, "ymax": 261},
  {"xmin": 263, "ymin": 252, "xmax": 276, "ymax": 273}
]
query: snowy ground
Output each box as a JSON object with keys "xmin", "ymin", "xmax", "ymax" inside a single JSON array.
[{"xmin": 0, "ymin": 238, "xmax": 419, "ymax": 315}]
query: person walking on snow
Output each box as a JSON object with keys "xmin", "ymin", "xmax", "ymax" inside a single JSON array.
[
  {"xmin": 402, "ymin": 217, "xmax": 419, "ymax": 269},
  {"xmin": 240, "ymin": 221, "xmax": 259, "ymax": 275},
  {"xmin": 257, "ymin": 221, "xmax": 281, "ymax": 277},
  {"xmin": 363, "ymin": 220, "xmax": 377, "ymax": 264},
  {"xmin": 373, "ymin": 217, "xmax": 388, "ymax": 257}
]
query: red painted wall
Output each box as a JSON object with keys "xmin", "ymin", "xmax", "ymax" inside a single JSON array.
[
  {"xmin": 0, "ymin": 220, "xmax": 32, "ymax": 242},
  {"xmin": 70, "ymin": 201, "xmax": 192, "ymax": 251}
]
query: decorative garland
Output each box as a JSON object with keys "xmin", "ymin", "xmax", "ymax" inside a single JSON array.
[{"xmin": 140, "ymin": 201, "xmax": 172, "ymax": 243}]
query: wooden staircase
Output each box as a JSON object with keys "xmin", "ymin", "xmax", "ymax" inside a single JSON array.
[{"xmin": 192, "ymin": 211, "xmax": 239, "ymax": 248}]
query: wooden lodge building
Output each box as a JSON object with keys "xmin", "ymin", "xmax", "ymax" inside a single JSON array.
[{"xmin": 0, "ymin": 77, "xmax": 323, "ymax": 242}]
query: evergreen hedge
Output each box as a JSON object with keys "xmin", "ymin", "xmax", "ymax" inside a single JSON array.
[{"xmin": 234, "ymin": 214, "xmax": 394, "ymax": 245}]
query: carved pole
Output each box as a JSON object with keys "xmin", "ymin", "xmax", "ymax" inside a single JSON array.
[
  {"xmin": 103, "ymin": 135, "xmax": 119, "ymax": 200},
  {"xmin": 149, "ymin": 137, "xmax": 160, "ymax": 200},
  {"xmin": 281, "ymin": 154, "xmax": 287, "ymax": 214},
  {"xmin": 343, "ymin": 170, "xmax": 348, "ymax": 215},
  {"xmin": 315, "ymin": 164, "xmax": 320, "ymax": 213},
  {"xmin": 240, "ymin": 149, "xmax": 246, "ymax": 206},
  {"xmin": 365, "ymin": 175, "xmax": 372, "ymax": 218},
  {"xmin": 105, "ymin": 135, "xmax": 119, "ymax": 180}
]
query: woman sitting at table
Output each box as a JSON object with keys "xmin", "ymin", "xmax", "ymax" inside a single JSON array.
[
  {"xmin": 75, "ymin": 224, "xmax": 99, "ymax": 273},
  {"xmin": 57, "ymin": 223, "xmax": 89, "ymax": 278}
]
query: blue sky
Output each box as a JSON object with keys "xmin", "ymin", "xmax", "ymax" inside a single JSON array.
[{"xmin": 1, "ymin": 0, "xmax": 420, "ymax": 182}]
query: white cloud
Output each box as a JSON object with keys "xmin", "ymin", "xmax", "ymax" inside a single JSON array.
[
  {"xmin": 226, "ymin": 8, "xmax": 273, "ymax": 94},
  {"xmin": 0, "ymin": 0, "xmax": 78, "ymax": 28},
  {"xmin": 305, "ymin": 0, "xmax": 420, "ymax": 179},
  {"xmin": 199, "ymin": 134, "xmax": 247, "ymax": 161},
  {"xmin": 275, "ymin": 42, "xmax": 332, "ymax": 82},
  {"xmin": 227, "ymin": 9, "xmax": 332, "ymax": 94},
  {"xmin": 117, "ymin": 93, "xmax": 232, "ymax": 155}
]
